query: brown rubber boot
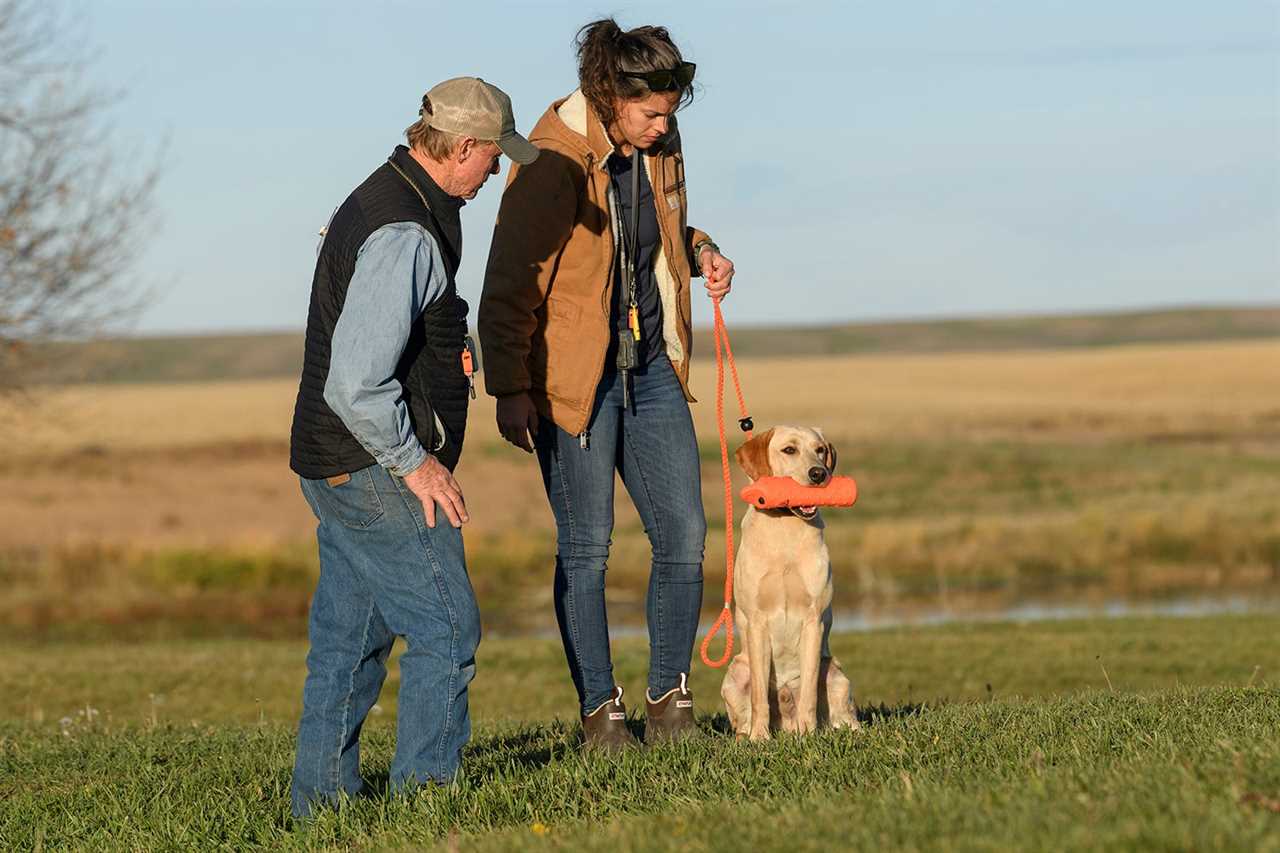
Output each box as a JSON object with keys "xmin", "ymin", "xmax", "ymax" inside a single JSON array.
[
  {"xmin": 644, "ymin": 673, "xmax": 699, "ymax": 744},
  {"xmin": 581, "ymin": 686, "xmax": 639, "ymax": 752}
]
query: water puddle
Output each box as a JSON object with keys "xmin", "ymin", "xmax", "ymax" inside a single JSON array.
[{"xmin": 569, "ymin": 594, "xmax": 1280, "ymax": 641}]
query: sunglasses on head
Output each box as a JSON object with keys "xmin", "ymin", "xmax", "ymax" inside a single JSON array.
[{"xmin": 620, "ymin": 62, "xmax": 696, "ymax": 92}]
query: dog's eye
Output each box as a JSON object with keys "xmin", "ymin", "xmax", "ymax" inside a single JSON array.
[{"xmin": 781, "ymin": 446, "xmax": 797, "ymax": 455}]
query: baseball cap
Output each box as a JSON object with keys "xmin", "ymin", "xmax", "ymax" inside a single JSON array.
[{"xmin": 424, "ymin": 77, "xmax": 539, "ymax": 165}]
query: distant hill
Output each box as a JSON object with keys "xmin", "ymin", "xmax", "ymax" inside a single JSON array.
[
  {"xmin": 20, "ymin": 305, "xmax": 1279, "ymax": 385},
  {"xmin": 691, "ymin": 305, "xmax": 1280, "ymax": 359}
]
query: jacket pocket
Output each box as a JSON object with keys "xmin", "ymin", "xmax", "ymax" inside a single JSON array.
[
  {"xmin": 532, "ymin": 298, "xmax": 593, "ymax": 405},
  {"xmin": 305, "ymin": 465, "xmax": 385, "ymax": 530},
  {"xmin": 546, "ymin": 298, "xmax": 581, "ymax": 324},
  {"xmin": 663, "ymin": 155, "xmax": 688, "ymax": 227}
]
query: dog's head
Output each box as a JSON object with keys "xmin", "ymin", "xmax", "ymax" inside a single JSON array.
[{"xmin": 734, "ymin": 426, "xmax": 838, "ymax": 520}]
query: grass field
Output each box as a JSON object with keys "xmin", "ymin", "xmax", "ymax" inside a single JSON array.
[
  {"xmin": 3, "ymin": 316, "xmax": 1278, "ymax": 849},
  {"xmin": 1, "ymin": 615, "xmax": 1277, "ymax": 850},
  {"xmin": 2, "ymin": 338, "xmax": 1278, "ymax": 638},
  {"xmin": 16, "ymin": 305, "xmax": 1279, "ymax": 385}
]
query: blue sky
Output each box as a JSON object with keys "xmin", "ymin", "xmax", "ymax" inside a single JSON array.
[{"xmin": 87, "ymin": 1, "xmax": 1278, "ymax": 333}]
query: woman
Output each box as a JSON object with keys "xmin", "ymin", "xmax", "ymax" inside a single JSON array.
[{"xmin": 478, "ymin": 18, "xmax": 735, "ymax": 749}]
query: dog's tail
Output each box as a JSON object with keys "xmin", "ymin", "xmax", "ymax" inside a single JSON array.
[{"xmin": 777, "ymin": 685, "xmax": 795, "ymax": 712}]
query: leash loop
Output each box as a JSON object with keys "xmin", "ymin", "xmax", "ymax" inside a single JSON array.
[{"xmin": 699, "ymin": 296, "xmax": 752, "ymax": 669}]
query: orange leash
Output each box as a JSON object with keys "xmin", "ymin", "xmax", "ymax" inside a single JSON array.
[{"xmin": 699, "ymin": 296, "xmax": 752, "ymax": 668}]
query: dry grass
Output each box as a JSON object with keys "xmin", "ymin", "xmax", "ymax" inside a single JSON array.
[
  {"xmin": 1, "ymin": 340, "xmax": 1277, "ymax": 637},
  {"xmin": 2, "ymin": 338, "xmax": 1275, "ymax": 547},
  {"xmin": 684, "ymin": 339, "xmax": 1280, "ymax": 443},
  {"xmin": 6, "ymin": 339, "xmax": 1278, "ymax": 458}
]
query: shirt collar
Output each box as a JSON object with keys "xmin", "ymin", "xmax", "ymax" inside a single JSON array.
[{"xmin": 389, "ymin": 145, "xmax": 465, "ymax": 212}]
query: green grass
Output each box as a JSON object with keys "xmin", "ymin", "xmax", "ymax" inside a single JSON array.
[{"xmin": 2, "ymin": 615, "xmax": 1277, "ymax": 850}]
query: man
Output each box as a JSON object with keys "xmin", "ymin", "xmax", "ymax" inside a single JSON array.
[{"xmin": 287, "ymin": 77, "xmax": 538, "ymax": 818}]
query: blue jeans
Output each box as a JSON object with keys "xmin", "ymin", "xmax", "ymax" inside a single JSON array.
[
  {"xmin": 535, "ymin": 355, "xmax": 707, "ymax": 714},
  {"xmin": 290, "ymin": 463, "xmax": 481, "ymax": 818}
]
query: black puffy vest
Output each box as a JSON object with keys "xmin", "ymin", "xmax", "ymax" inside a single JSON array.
[{"xmin": 290, "ymin": 146, "xmax": 470, "ymax": 478}]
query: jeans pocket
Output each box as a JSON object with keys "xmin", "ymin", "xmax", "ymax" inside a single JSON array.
[{"xmin": 306, "ymin": 466, "xmax": 385, "ymax": 530}]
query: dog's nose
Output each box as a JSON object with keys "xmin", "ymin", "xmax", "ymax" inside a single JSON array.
[{"xmin": 808, "ymin": 466, "xmax": 828, "ymax": 485}]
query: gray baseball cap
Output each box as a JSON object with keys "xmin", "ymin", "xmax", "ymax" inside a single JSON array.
[{"xmin": 425, "ymin": 77, "xmax": 539, "ymax": 165}]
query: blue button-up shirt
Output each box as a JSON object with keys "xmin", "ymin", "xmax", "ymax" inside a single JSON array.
[{"xmin": 323, "ymin": 222, "xmax": 450, "ymax": 477}]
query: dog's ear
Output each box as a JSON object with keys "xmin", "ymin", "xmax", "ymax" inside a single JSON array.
[{"xmin": 734, "ymin": 428, "xmax": 775, "ymax": 481}]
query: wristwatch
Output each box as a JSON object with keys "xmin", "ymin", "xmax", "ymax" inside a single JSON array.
[{"xmin": 693, "ymin": 239, "xmax": 720, "ymax": 261}]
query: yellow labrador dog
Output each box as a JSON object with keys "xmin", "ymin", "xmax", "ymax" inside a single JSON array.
[{"xmin": 721, "ymin": 426, "xmax": 859, "ymax": 740}]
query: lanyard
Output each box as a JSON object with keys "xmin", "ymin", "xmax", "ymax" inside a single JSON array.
[
  {"xmin": 616, "ymin": 148, "xmax": 641, "ymax": 328},
  {"xmin": 387, "ymin": 157, "xmax": 460, "ymax": 271},
  {"xmin": 614, "ymin": 147, "xmax": 643, "ymax": 408}
]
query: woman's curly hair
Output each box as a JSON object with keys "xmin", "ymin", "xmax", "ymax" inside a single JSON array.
[{"xmin": 575, "ymin": 18, "xmax": 694, "ymax": 128}]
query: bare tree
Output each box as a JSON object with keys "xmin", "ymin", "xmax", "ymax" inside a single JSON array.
[{"xmin": 0, "ymin": 0, "xmax": 158, "ymax": 388}]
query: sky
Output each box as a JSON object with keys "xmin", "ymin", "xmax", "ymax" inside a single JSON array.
[{"xmin": 82, "ymin": 0, "xmax": 1279, "ymax": 334}]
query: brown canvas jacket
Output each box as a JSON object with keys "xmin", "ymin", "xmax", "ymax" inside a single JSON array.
[{"xmin": 478, "ymin": 89, "xmax": 712, "ymax": 437}]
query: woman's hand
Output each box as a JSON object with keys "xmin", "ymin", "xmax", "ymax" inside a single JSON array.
[
  {"xmin": 699, "ymin": 247, "xmax": 735, "ymax": 300},
  {"xmin": 496, "ymin": 392, "xmax": 540, "ymax": 453}
]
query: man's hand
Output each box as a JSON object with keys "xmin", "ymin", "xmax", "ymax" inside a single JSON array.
[
  {"xmin": 402, "ymin": 454, "xmax": 468, "ymax": 528},
  {"xmin": 496, "ymin": 392, "xmax": 540, "ymax": 453},
  {"xmin": 700, "ymin": 247, "xmax": 735, "ymax": 300}
]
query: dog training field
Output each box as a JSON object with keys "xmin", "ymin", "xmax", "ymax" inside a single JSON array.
[{"xmin": 1, "ymin": 330, "xmax": 1278, "ymax": 849}]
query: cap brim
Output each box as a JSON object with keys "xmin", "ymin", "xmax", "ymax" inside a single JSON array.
[{"xmin": 496, "ymin": 132, "xmax": 540, "ymax": 165}]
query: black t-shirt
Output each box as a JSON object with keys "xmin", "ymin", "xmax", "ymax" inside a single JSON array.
[{"xmin": 606, "ymin": 150, "xmax": 665, "ymax": 366}]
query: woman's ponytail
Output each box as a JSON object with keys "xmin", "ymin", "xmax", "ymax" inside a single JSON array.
[{"xmin": 575, "ymin": 18, "xmax": 691, "ymax": 128}]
